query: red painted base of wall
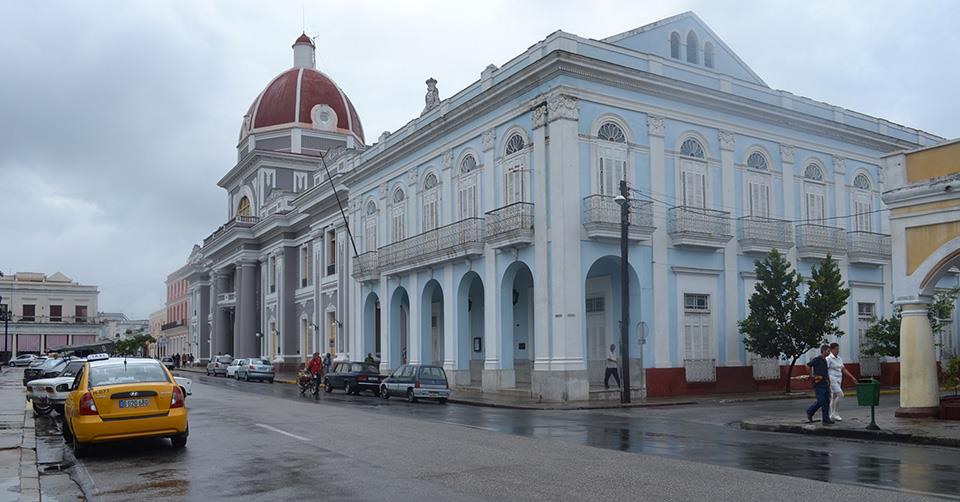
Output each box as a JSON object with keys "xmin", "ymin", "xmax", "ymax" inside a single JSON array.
[{"xmin": 645, "ymin": 362, "xmax": 905, "ymax": 398}]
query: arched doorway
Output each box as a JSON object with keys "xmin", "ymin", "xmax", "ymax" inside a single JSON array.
[
  {"xmin": 363, "ymin": 292, "xmax": 381, "ymax": 362},
  {"xmin": 584, "ymin": 256, "xmax": 642, "ymax": 389},
  {"xmin": 421, "ymin": 279, "xmax": 444, "ymax": 366},
  {"xmin": 501, "ymin": 262, "xmax": 534, "ymax": 388},
  {"xmin": 390, "ymin": 287, "xmax": 409, "ymax": 367},
  {"xmin": 457, "ymin": 272, "xmax": 484, "ymax": 386}
]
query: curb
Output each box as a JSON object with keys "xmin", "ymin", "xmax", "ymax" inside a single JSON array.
[
  {"xmin": 20, "ymin": 401, "xmax": 40, "ymax": 502},
  {"xmin": 447, "ymin": 397, "xmax": 698, "ymax": 411},
  {"xmin": 739, "ymin": 420, "xmax": 960, "ymax": 448}
]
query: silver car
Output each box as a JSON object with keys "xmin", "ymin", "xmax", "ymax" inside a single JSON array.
[
  {"xmin": 236, "ymin": 358, "xmax": 274, "ymax": 383},
  {"xmin": 379, "ymin": 364, "xmax": 449, "ymax": 403}
]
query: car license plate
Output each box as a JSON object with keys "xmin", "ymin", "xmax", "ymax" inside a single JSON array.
[
  {"xmin": 369, "ymin": 377, "xmax": 379, "ymax": 382},
  {"xmin": 429, "ymin": 391, "xmax": 438, "ymax": 396},
  {"xmin": 119, "ymin": 398, "xmax": 149, "ymax": 409}
]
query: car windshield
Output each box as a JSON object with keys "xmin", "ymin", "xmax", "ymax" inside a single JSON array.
[
  {"xmin": 250, "ymin": 359, "xmax": 271, "ymax": 365},
  {"xmin": 419, "ymin": 366, "xmax": 446, "ymax": 382},
  {"xmin": 88, "ymin": 360, "xmax": 171, "ymax": 387},
  {"xmin": 217, "ymin": 356, "xmax": 232, "ymax": 363},
  {"xmin": 28, "ymin": 358, "xmax": 48, "ymax": 368},
  {"xmin": 60, "ymin": 361, "xmax": 85, "ymax": 378},
  {"xmin": 41, "ymin": 359, "xmax": 66, "ymax": 370}
]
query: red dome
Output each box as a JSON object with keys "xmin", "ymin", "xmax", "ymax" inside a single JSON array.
[
  {"xmin": 241, "ymin": 67, "xmax": 364, "ymax": 144},
  {"xmin": 293, "ymin": 33, "xmax": 314, "ymax": 47}
]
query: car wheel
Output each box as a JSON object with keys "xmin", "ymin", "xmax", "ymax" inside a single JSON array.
[
  {"xmin": 71, "ymin": 433, "xmax": 87, "ymax": 458},
  {"xmin": 62, "ymin": 420, "xmax": 73, "ymax": 441},
  {"xmin": 171, "ymin": 434, "xmax": 187, "ymax": 449},
  {"xmin": 324, "ymin": 379, "xmax": 333, "ymax": 393},
  {"xmin": 438, "ymin": 398, "xmax": 448, "ymax": 405},
  {"xmin": 268, "ymin": 379, "xmax": 274, "ymax": 384},
  {"xmin": 407, "ymin": 389, "xmax": 417, "ymax": 403},
  {"xmin": 344, "ymin": 382, "xmax": 353, "ymax": 395},
  {"xmin": 205, "ymin": 370, "xmax": 210, "ymax": 376},
  {"xmin": 54, "ymin": 404, "xmax": 65, "ymax": 415},
  {"xmin": 32, "ymin": 402, "xmax": 52, "ymax": 416},
  {"xmin": 380, "ymin": 387, "xmax": 390, "ymax": 399}
]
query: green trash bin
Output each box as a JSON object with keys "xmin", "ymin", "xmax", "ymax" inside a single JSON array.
[{"xmin": 856, "ymin": 378, "xmax": 880, "ymax": 406}]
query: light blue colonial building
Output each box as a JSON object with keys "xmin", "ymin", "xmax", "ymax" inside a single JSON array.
[{"xmin": 188, "ymin": 13, "xmax": 943, "ymax": 401}]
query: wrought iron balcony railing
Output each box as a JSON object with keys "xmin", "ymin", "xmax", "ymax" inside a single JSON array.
[
  {"xmin": 737, "ymin": 216, "xmax": 794, "ymax": 253},
  {"xmin": 485, "ymin": 202, "xmax": 534, "ymax": 248},
  {"xmin": 668, "ymin": 206, "xmax": 733, "ymax": 247},
  {"xmin": 161, "ymin": 320, "xmax": 185, "ymax": 331},
  {"xmin": 203, "ymin": 215, "xmax": 261, "ymax": 247},
  {"xmin": 847, "ymin": 231, "xmax": 892, "ymax": 264},
  {"xmin": 795, "ymin": 223, "xmax": 847, "ymax": 259},
  {"xmin": 352, "ymin": 251, "xmax": 380, "ymax": 282},
  {"xmin": 378, "ymin": 218, "xmax": 484, "ymax": 272},
  {"xmin": 582, "ymin": 195, "xmax": 654, "ymax": 240},
  {"xmin": 216, "ymin": 292, "xmax": 236, "ymax": 305}
]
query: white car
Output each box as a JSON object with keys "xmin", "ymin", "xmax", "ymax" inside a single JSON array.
[
  {"xmin": 225, "ymin": 358, "xmax": 246, "ymax": 379},
  {"xmin": 9, "ymin": 354, "xmax": 37, "ymax": 367},
  {"xmin": 27, "ymin": 359, "xmax": 86, "ymax": 415},
  {"xmin": 174, "ymin": 376, "xmax": 192, "ymax": 396}
]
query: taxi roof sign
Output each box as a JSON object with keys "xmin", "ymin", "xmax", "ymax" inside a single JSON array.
[{"xmin": 86, "ymin": 353, "xmax": 110, "ymax": 361}]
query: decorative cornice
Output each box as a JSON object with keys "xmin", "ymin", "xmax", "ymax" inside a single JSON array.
[
  {"xmin": 719, "ymin": 130, "xmax": 735, "ymax": 151},
  {"xmin": 532, "ymin": 104, "xmax": 547, "ymax": 129},
  {"xmin": 482, "ymin": 129, "xmax": 495, "ymax": 151},
  {"xmin": 780, "ymin": 145, "xmax": 795, "ymax": 164},
  {"xmin": 546, "ymin": 93, "xmax": 578, "ymax": 122},
  {"xmin": 647, "ymin": 115, "xmax": 665, "ymax": 137}
]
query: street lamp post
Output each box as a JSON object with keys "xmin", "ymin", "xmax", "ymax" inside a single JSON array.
[
  {"xmin": 0, "ymin": 296, "xmax": 9, "ymax": 365},
  {"xmin": 615, "ymin": 180, "xmax": 632, "ymax": 404}
]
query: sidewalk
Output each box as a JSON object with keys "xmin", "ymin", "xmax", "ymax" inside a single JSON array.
[
  {"xmin": 740, "ymin": 395, "xmax": 960, "ymax": 448},
  {"xmin": 0, "ymin": 368, "xmax": 40, "ymax": 502}
]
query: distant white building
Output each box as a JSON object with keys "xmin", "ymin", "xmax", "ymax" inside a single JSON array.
[
  {"xmin": 97, "ymin": 312, "xmax": 149, "ymax": 341},
  {"xmin": 0, "ymin": 272, "xmax": 100, "ymax": 356}
]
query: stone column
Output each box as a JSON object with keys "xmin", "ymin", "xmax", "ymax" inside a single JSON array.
[
  {"xmin": 214, "ymin": 270, "xmax": 232, "ymax": 356},
  {"xmin": 197, "ymin": 281, "xmax": 210, "ymax": 360},
  {"xmin": 408, "ymin": 271, "xmax": 422, "ymax": 365},
  {"xmin": 480, "ymin": 125, "xmax": 511, "ymax": 391},
  {"xmin": 648, "ymin": 115, "xmax": 671, "ymax": 368},
  {"xmin": 235, "ymin": 261, "xmax": 259, "ymax": 357},
  {"xmin": 379, "ymin": 275, "xmax": 391, "ymax": 373},
  {"xmin": 897, "ymin": 301, "xmax": 941, "ymax": 417},
  {"xmin": 719, "ymin": 130, "xmax": 741, "ymax": 366},
  {"xmin": 832, "ymin": 157, "xmax": 851, "ymax": 356},
  {"xmin": 780, "ymin": 145, "xmax": 797, "ymax": 265},
  {"xmin": 531, "ymin": 104, "xmax": 550, "ymax": 376}
]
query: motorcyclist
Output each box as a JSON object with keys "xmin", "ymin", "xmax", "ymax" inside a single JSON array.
[{"xmin": 307, "ymin": 352, "xmax": 324, "ymax": 376}]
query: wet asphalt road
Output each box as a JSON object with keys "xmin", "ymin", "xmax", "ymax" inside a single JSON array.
[{"xmin": 53, "ymin": 372, "xmax": 960, "ymax": 501}]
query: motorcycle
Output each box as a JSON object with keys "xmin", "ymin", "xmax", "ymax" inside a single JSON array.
[{"xmin": 297, "ymin": 369, "xmax": 324, "ymax": 398}]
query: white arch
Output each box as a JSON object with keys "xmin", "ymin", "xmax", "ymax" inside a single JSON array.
[
  {"xmin": 499, "ymin": 126, "xmax": 530, "ymax": 158},
  {"xmin": 234, "ymin": 184, "xmax": 256, "ymax": 218},
  {"xmin": 743, "ymin": 145, "xmax": 774, "ymax": 171},
  {"xmin": 674, "ymin": 130, "xmax": 712, "ymax": 159},
  {"xmin": 420, "ymin": 167, "xmax": 442, "ymax": 192},
  {"xmin": 590, "ymin": 113, "xmax": 635, "ymax": 144},
  {"xmin": 852, "ymin": 168, "xmax": 875, "ymax": 191},
  {"xmin": 456, "ymin": 147, "xmax": 482, "ymax": 176}
]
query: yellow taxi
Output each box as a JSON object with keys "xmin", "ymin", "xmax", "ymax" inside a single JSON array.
[{"xmin": 63, "ymin": 354, "xmax": 188, "ymax": 456}]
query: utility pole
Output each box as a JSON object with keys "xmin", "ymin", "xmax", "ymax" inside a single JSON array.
[{"xmin": 616, "ymin": 180, "xmax": 632, "ymax": 404}]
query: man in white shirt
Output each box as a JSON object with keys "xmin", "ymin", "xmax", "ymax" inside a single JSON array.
[
  {"xmin": 826, "ymin": 342, "xmax": 856, "ymax": 421},
  {"xmin": 605, "ymin": 344, "xmax": 621, "ymax": 389}
]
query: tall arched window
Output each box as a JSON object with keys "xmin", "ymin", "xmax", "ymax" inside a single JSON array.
[
  {"xmin": 670, "ymin": 32, "xmax": 681, "ymax": 59},
  {"xmin": 596, "ymin": 122, "xmax": 628, "ymax": 196},
  {"xmin": 704, "ymin": 42, "xmax": 715, "ymax": 68},
  {"xmin": 422, "ymin": 173, "xmax": 440, "ymax": 232},
  {"xmin": 364, "ymin": 200, "xmax": 378, "ymax": 252},
  {"xmin": 459, "ymin": 154, "xmax": 479, "ymax": 220},
  {"xmin": 391, "ymin": 187, "xmax": 406, "ymax": 242},
  {"xmin": 679, "ymin": 138, "xmax": 706, "ymax": 208},
  {"xmin": 686, "ymin": 31, "xmax": 699, "ymax": 63},
  {"xmin": 503, "ymin": 132, "xmax": 529, "ymax": 204},
  {"xmin": 803, "ymin": 164, "xmax": 825, "ymax": 223},
  {"xmin": 852, "ymin": 173, "xmax": 873, "ymax": 231},
  {"xmin": 237, "ymin": 196, "xmax": 251, "ymax": 217}
]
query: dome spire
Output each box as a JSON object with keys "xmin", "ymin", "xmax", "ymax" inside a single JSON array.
[{"xmin": 292, "ymin": 33, "xmax": 316, "ymax": 69}]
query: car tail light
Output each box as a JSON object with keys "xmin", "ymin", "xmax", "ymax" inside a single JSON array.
[
  {"xmin": 170, "ymin": 386, "xmax": 184, "ymax": 409},
  {"xmin": 358, "ymin": 375, "xmax": 367, "ymax": 381},
  {"xmin": 79, "ymin": 392, "xmax": 98, "ymax": 416},
  {"xmin": 248, "ymin": 365, "xmax": 256, "ymax": 370},
  {"xmin": 415, "ymin": 380, "xmax": 421, "ymax": 389}
]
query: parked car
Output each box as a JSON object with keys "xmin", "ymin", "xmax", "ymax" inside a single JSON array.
[
  {"xmin": 379, "ymin": 364, "xmax": 449, "ymax": 403},
  {"xmin": 173, "ymin": 376, "xmax": 192, "ymax": 396},
  {"xmin": 225, "ymin": 358, "xmax": 245, "ymax": 379},
  {"xmin": 236, "ymin": 358, "xmax": 274, "ymax": 383},
  {"xmin": 8, "ymin": 354, "xmax": 37, "ymax": 367},
  {"xmin": 63, "ymin": 353, "xmax": 188, "ymax": 457},
  {"xmin": 23, "ymin": 358, "xmax": 67, "ymax": 386},
  {"xmin": 206, "ymin": 355, "xmax": 233, "ymax": 377},
  {"xmin": 161, "ymin": 357, "xmax": 175, "ymax": 371},
  {"xmin": 324, "ymin": 361, "xmax": 382, "ymax": 395},
  {"xmin": 26, "ymin": 359, "xmax": 86, "ymax": 415}
]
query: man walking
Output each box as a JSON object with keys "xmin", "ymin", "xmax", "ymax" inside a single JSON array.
[
  {"xmin": 826, "ymin": 342, "xmax": 857, "ymax": 422},
  {"xmin": 605, "ymin": 344, "xmax": 621, "ymax": 390},
  {"xmin": 806, "ymin": 345, "xmax": 834, "ymax": 425}
]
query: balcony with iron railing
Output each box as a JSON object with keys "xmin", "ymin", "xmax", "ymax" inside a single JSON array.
[
  {"xmin": 668, "ymin": 206, "xmax": 733, "ymax": 248},
  {"xmin": 582, "ymin": 195, "xmax": 654, "ymax": 241},
  {"xmin": 352, "ymin": 251, "xmax": 379, "ymax": 282},
  {"xmin": 795, "ymin": 223, "xmax": 847, "ymax": 260},
  {"xmin": 378, "ymin": 217, "xmax": 484, "ymax": 274},
  {"xmin": 485, "ymin": 202, "xmax": 534, "ymax": 248},
  {"xmin": 737, "ymin": 216, "xmax": 794, "ymax": 254},
  {"xmin": 216, "ymin": 292, "xmax": 236, "ymax": 306},
  {"xmin": 203, "ymin": 215, "xmax": 261, "ymax": 247},
  {"xmin": 161, "ymin": 319, "xmax": 185, "ymax": 331},
  {"xmin": 847, "ymin": 231, "xmax": 892, "ymax": 264},
  {"xmin": 1, "ymin": 315, "xmax": 101, "ymax": 325}
]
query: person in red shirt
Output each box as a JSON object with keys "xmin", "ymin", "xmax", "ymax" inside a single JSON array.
[{"xmin": 307, "ymin": 352, "xmax": 323, "ymax": 376}]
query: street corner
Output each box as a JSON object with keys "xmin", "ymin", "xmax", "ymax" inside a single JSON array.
[{"xmin": 740, "ymin": 414, "xmax": 960, "ymax": 448}]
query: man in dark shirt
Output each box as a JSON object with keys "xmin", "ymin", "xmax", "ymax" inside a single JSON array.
[{"xmin": 806, "ymin": 345, "xmax": 834, "ymax": 425}]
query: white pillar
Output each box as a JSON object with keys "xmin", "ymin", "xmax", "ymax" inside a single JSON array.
[
  {"xmin": 408, "ymin": 271, "xmax": 422, "ymax": 365},
  {"xmin": 781, "ymin": 146, "xmax": 798, "ymax": 266},
  {"xmin": 832, "ymin": 157, "xmax": 850, "ymax": 354},
  {"xmin": 379, "ymin": 276, "xmax": 391, "ymax": 373},
  {"xmin": 442, "ymin": 263, "xmax": 457, "ymax": 372},
  {"xmin": 648, "ymin": 115, "xmax": 671, "ymax": 368},
  {"xmin": 532, "ymin": 107, "xmax": 551, "ymax": 373},
  {"xmin": 719, "ymin": 130, "xmax": 741, "ymax": 366}
]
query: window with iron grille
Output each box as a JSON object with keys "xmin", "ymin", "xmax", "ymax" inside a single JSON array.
[
  {"xmin": 585, "ymin": 297, "xmax": 605, "ymax": 313},
  {"xmin": 684, "ymin": 294, "xmax": 709, "ymax": 312}
]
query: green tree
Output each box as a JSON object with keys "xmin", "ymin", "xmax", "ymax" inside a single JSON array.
[
  {"xmin": 739, "ymin": 252, "xmax": 850, "ymax": 393},
  {"xmin": 862, "ymin": 286, "xmax": 960, "ymax": 357},
  {"xmin": 114, "ymin": 333, "xmax": 154, "ymax": 356},
  {"xmin": 739, "ymin": 249, "xmax": 803, "ymax": 392}
]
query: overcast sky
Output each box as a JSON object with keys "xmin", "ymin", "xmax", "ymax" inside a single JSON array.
[{"xmin": 1, "ymin": 0, "xmax": 957, "ymax": 319}]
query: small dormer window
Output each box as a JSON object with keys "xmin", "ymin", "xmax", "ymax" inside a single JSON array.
[
  {"xmin": 686, "ymin": 31, "xmax": 699, "ymax": 64},
  {"xmin": 670, "ymin": 32, "xmax": 681, "ymax": 59},
  {"xmin": 704, "ymin": 42, "xmax": 715, "ymax": 68},
  {"xmin": 237, "ymin": 196, "xmax": 251, "ymax": 217}
]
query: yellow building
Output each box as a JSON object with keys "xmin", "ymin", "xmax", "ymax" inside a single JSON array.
[{"xmin": 883, "ymin": 138, "xmax": 960, "ymax": 417}]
